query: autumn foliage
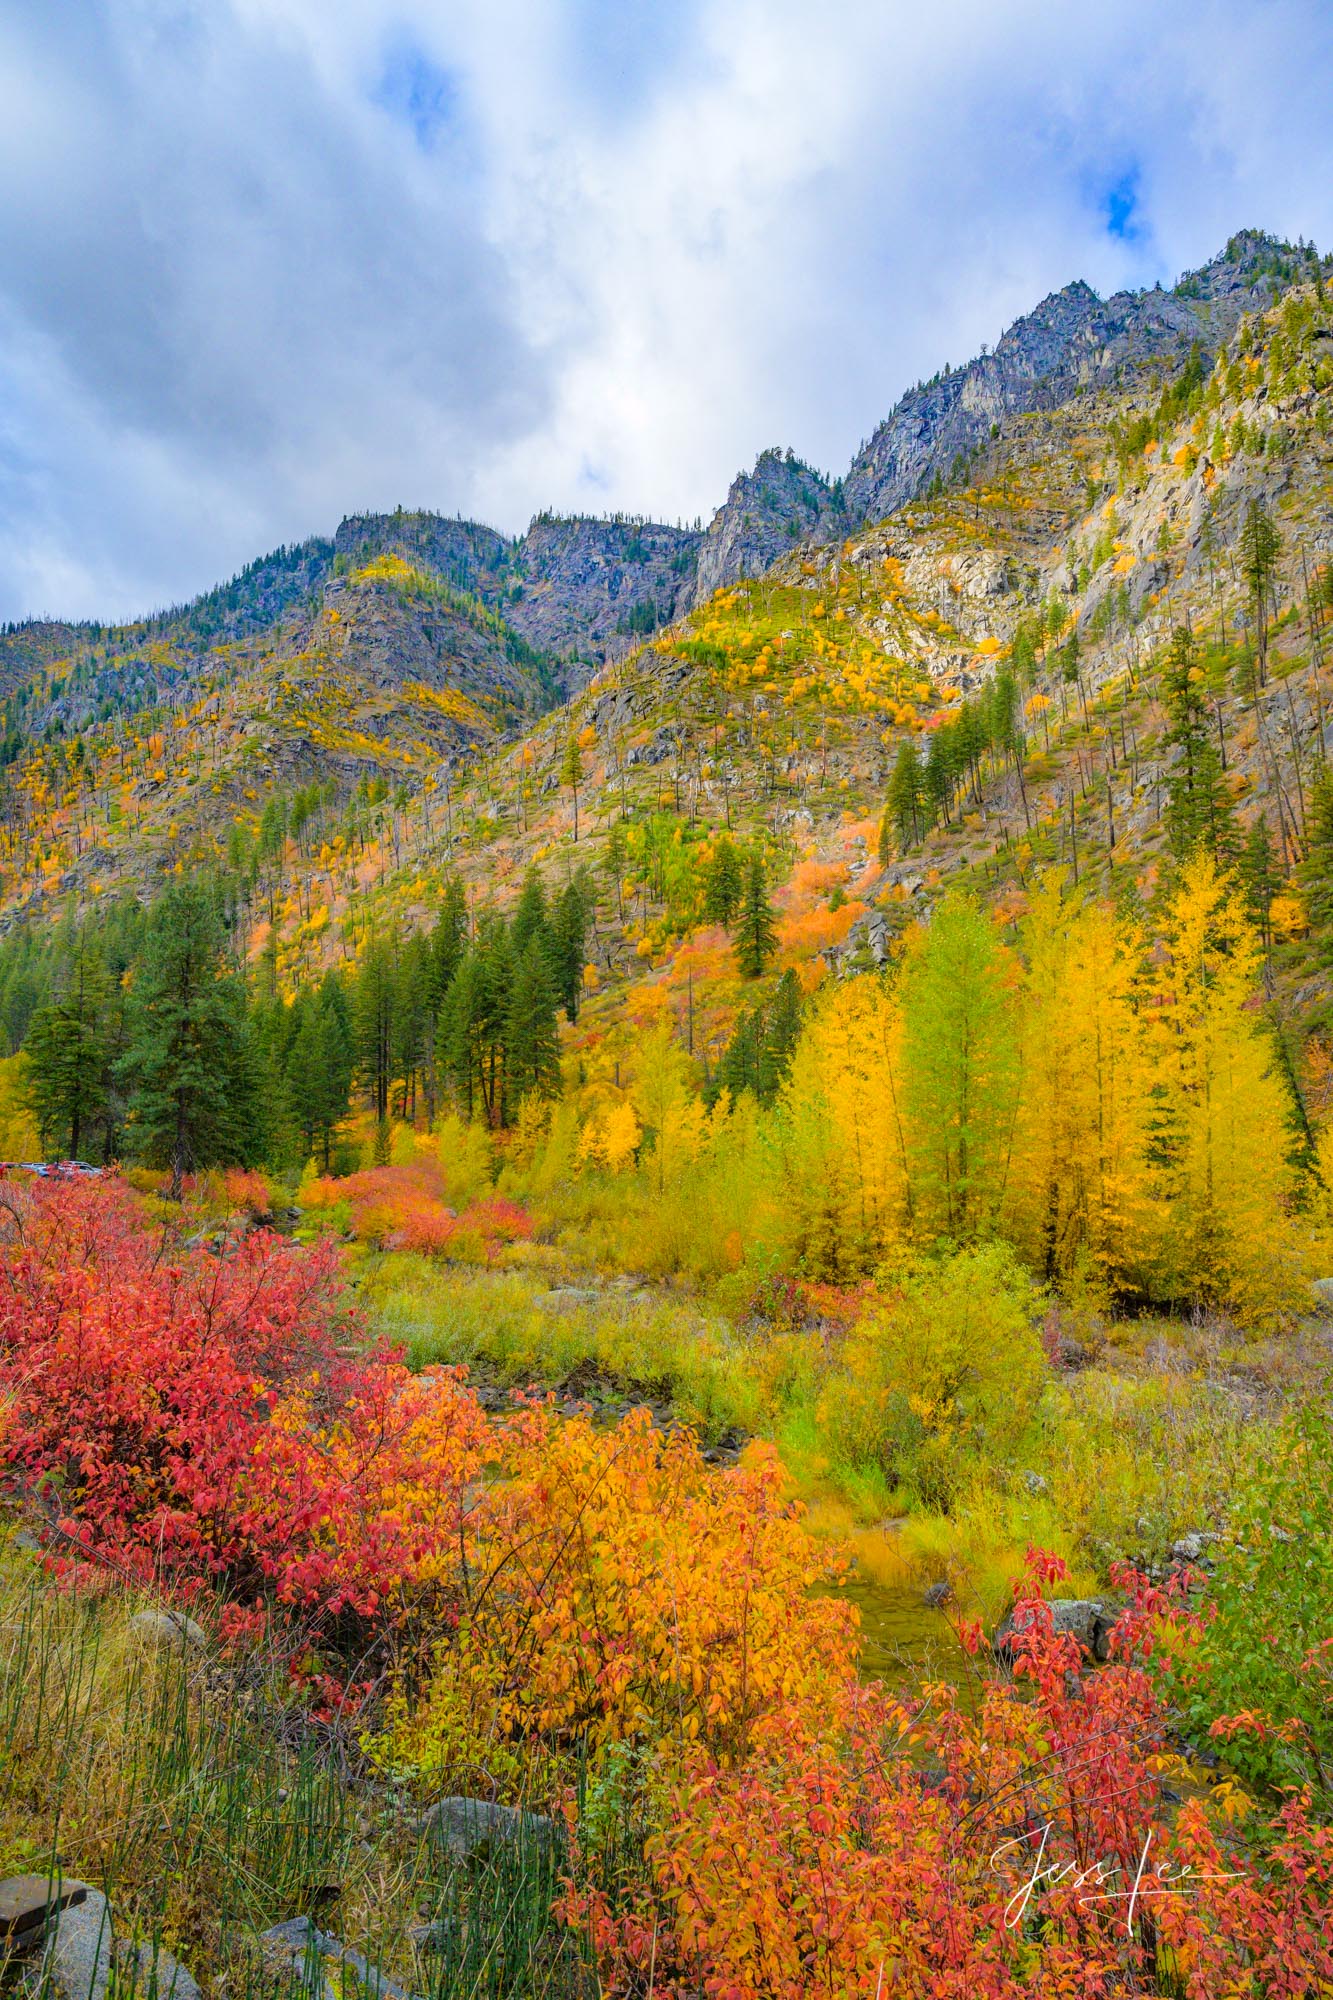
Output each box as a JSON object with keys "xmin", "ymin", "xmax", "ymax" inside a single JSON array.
[{"xmin": 1, "ymin": 1179, "xmax": 1331, "ymax": 1997}]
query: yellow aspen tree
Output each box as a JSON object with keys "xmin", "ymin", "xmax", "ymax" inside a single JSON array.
[
  {"xmin": 1009, "ymin": 874, "xmax": 1156, "ymax": 1291},
  {"xmin": 779, "ymin": 974, "xmax": 910, "ymax": 1276},
  {"xmin": 1148, "ymin": 854, "xmax": 1306, "ymax": 1323}
]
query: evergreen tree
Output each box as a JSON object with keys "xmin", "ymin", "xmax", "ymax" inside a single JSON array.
[
  {"xmin": 1241, "ymin": 815, "xmax": 1281, "ymax": 953},
  {"xmin": 1161, "ymin": 626, "xmax": 1236, "ymax": 864},
  {"xmin": 550, "ymin": 874, "xmax": 591, "ymax": 1022},
  {"xmin": 1300, "ymin": 768, "xmax": 1333, "ymax": 959},
  {"xmin": 703, "ymin": 839, "xmax": 744, "ymax": 925},
  {"xmin": 511, "ymin": 867, "xmax": 550, "ymax": 957},
  {"xmin": 886, "ymin": 742, "xmax": 926, "ymax": 853},
  {"xmin": 355, "ymin": 937, "xmax": 397, "ymax": 1124},
  {"xmin": 562, "ymin": 736, "xmax": 583, "ymax": 841},
  {"xmin": 604, "ymin": 821, "xmax": 627, "ymax": 920},
  {"xmin": 734, "ymin": 855, "xmax": 778, "ymax": 979},
  {"xmin": 120, "ymin": 881, "xmax": 254, "ymax": 1197},
  {"xmin": 24, "ymin": 931, "xmax": 109, "ymax": 1160},
  {"xmin": 506, "ymin": 940, "xmax": 562, "ymax": 1103},
  {"xmin": 1239, "ymin": 499, "xmax": 1281, "ymax": 689}
]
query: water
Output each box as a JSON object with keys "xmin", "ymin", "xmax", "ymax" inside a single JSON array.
[{"xmin": 832, "ymin": 1573, "xmax": 970, "ymax": 1689}]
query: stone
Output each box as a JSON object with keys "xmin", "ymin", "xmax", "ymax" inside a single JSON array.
[
  {"xmin": 410, "ymin": 1797, "xmax": 558, "ymax": 1863},
  {"xmin": 128, "ymin": 1611, "xmax": 206, "ymax": 1651},
  {"xmin": 992, "ymin": 1598, "xmax": 1117, "ymax": 1666},
  {"xmin": 1020, "ymin": 1470, "xmax": 1050, "ymax": 1497},
  {"xmin": 32, "ymin": 1887, "xmax": 112, "ymax": 2000},
  {"xmin": 0, "ymin": 1877, "xmax": 88, "ymax": 1942},
  {"xmin": 1311, "ymin": 1277, "xmax": 1333, "ymax": 1311},
  {"xmin": 922, "ymin": 1580, "xmax": 953, "ymax": 1609},
  {"xmin": 260, "ymin": 1916, "xmax": 414, "ymax": 2000},
  {"xmin": 1171, "ymin": 1533, "xmax": 1205, "ymax": 1563},
  {"xmin": 124, "ymin": 1942, "xmax": 202, "ymax": 2000}
]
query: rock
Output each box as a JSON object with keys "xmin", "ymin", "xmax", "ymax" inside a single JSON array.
[
  {"xmin": 11, "ymin": 1528, "xmax": 41, "ymax": 1554},
  {"xmin": 922, "ymin": 1580, "xmax": 953, "ymax": 1609},
  {"xmin": 1171, "ymin": 1533, "xmax": 1205, "ymax": 1563},
  {"xmin": 124, "ymin": 1942, "xmax": 202, "ymax": 2000},
  {"xmin": 1020, "ymin": 1470, "xmax": 1049, "ymax": 1498},
  {"xmin": 1311, "ymin": 1277, "xmax": 1333, "ymax": 1311},
  {"xmin": 32, "ymin": 1888, "xmax": 112, "ymax": 2000},
  {"xmin": 128, "ymin": 1610, "xmax": 206, "ymax": 1651},
  {"xmin": 992, "ymin": 1599, "xmax": 1116, "ymax": 1665},
  {"xmin": 260, "ymin": 1916, "xmax": 413, "ymax": 2000},
  {"xmin": 0, "ymin": 1876, "xmax": 88, "ymax": 1942},
  {"xmin": 410, "ymin": 1797, "xmax": 558, "ymax": 1863}
]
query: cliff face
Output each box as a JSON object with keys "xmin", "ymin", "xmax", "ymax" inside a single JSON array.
[
  {"xmin": 843, "ymin": 231, "xmax": 1304, "ymax": 528},
  {"xmin": 690, "ymin": 449, "xmax": 844, "ymax": 605},
  {"xmin": 505, "ymin": 516, "xmax": 700, "ymax": 682}
]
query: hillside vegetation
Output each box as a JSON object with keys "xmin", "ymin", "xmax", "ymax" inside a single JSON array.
[{"xmin": 3, "ymin": 232, "xmax": 1333, "ymax": 1998}]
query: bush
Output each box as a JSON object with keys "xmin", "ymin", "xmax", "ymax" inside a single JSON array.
[
  {"xmin": 816, "ymin": 1244, "xmax": 1044, "ymax": 1508},
  {"xmin": 1171, "ymin": 1386, "xmax": 1333, "ymax": 1801}
]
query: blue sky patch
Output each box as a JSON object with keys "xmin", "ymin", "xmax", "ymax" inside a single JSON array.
[{"xmin": 372, "ymin": 40, "xmax": 459, "ymax": 151}]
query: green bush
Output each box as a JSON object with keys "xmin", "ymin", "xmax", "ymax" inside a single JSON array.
[
  {"xmin": 1172, "ymin": 1388, "xmax": 1333, "ymax": 1802},
  {"xmin": 815, "ymin": 1244, "xmax": 1045, "ymax": 1509}
]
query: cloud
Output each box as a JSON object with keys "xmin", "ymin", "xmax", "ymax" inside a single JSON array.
[{"xmin": 2, "ymin": 0, "xmax": 1333, "ymax": 621}]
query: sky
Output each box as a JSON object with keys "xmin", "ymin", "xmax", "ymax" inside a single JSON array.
[{"xmin": 3, "ymin": 0, "xmax": 1333, "ymax": 624}]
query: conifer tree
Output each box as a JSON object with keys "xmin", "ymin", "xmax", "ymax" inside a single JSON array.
[
  {"xmin": 734, "ymin": 855, "xmax": 778, "ymax": 979},
  {"xmin": 506, "ymin": 940, "xmax": 562, "ymax": 1103},
  {"xmin": 551, "ymin": 874, "xmax": 591, "ymax": 1022},
  {"xmin": 562, "ymin": 736, "xmax": 583, "ymax": 841},
  {"xmin": 901, "ymin": 889, "xmax": 1018, "ymax": 1240},
  {"xmin": 703, "ymin": 839, "xmax": 744, "ymax": 926},
  {"xmin": 886, "ymin": 741, "xmax": 926, "ymax": 853},
  {"xmin": 120, "ymin": 881, "xmax": 253, "ymax": 1197},
  {"xmin": 1161, "ymin": 625, "xmax": 1236, "ymax": 864},
  {"xmin": 1239, "ymin": 499, "xmax": 1282, "ymax": 688},
  {"xmin": 24, "ymin": 929, "xmax": 109, "ymax": 1160}
]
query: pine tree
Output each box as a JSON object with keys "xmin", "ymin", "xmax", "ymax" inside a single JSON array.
[
  {"xmin": 1241, "ymin": 815, "xmax": 1281, "ymax": 953},
  {"xmin": 703, "ymin": 839, "xmax": 744, "ymax": 925},
  {"xmin": 1161, "ymin": 625, "xmax": 1236, "ymax": 864},
  {"xmin": 886, "ymin": 742, "xmax": 926, "ymax": 853},
  {"xmin": 355, "ymin": 938, "xmax": 397, "ymax": 1125},
  {"xmin": 511, "ymin": 867, "xmax": 550, "ymax": 957},
  {"xmin": 562, "ymin": 736, "xmax": 583, "ymax": 841},
  {"xmin": 1239, "ymin": 499, "xmax": 1282, "ymax": 688},
  {"xmin": 1301, "ymin": 767, "xmax": 1333, "ymax": 957},
  {"xmin": 120, "ymin": 881, "xmax": 253, "ymax": 1197},
  {"xmin": 506, "ymin": 941, "xmax": 562, "ymax": 1103},
  {"xmin": 734, "ymin": 856, "xmax": 778, "ymax": 978},
  {"xmin": 604, "ymin": 821, "xmax": 627, "ymax": 920},
  {"xmin": 24, "ymin": 931, "xmax": 109, "ymax": 1160},
  {"xmin": 551, "ymin": 875, "xmax": 590, "ymax": 1022}
]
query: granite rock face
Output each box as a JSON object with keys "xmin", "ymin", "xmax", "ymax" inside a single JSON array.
[
  {"xmin": 844, "ymin": 230, "xmax": 1300, "ymax": 529},
  {"xmin": 691, "ymin": 449, "xmax": 844, "ymax": 605}
]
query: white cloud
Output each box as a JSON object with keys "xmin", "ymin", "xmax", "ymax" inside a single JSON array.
[{"xmin": 2, "ymin": 0, "xmax": 1332, "ymax": 619}]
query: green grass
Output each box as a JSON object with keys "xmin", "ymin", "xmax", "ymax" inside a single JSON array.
[{"xmin": 0, "ymin": 1545, "xmax": 592, "ymax": 2000}]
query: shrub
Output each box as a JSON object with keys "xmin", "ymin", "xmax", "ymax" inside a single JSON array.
[
  {"xmin": 1170, "ymin": 1385, "xmax": 1333, "ymax": 1801},
  {"xmin": 816, "ymin": 1244, "xmax": 1045, "ymax": 1508}
]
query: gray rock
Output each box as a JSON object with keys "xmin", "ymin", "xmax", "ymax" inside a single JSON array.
[
  {"xmin": 922, "ymin": 1580, "xmax": 953, "ymax": 1609},
  {"xmin": 0, "ymin": 1876, "xmax": 88, "ymax": 1941},
  {"xmin": 124, "ymin": 1942, "xmax": 202, "ymax": 2000},
  {"xmin": 411, "ymin": 1797, "xmax": 558, "ymax": 1863},
  {"xmin": 993, "ymin": 1598, "xmax": 1117, "ymax": 1665},
  {"xmin": 128, "ymin": 1611, "xmax": 206, "ymax": 1651},
  {"xmin": 260, "ymin": 1916, "xmax": 413, "ymax": 2000},
  {"xmin": 33, "ymin": 1888, "xmax": 112, "ymax": 2000},
  {"xmin": 1020, "ymin": 1470, "xmax": 1050, "ymax": 1498},
  {"xmin": 1171, "ymin": 1533, "xmax": 1205, "ymax": 1563}
]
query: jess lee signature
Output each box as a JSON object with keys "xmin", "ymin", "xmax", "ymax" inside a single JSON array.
[{"xmin": 992, "ymin": 1822, "xmax": 1242, "ymax": 1933}]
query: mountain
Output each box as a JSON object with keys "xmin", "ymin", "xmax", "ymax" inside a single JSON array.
[
  {"xmin": 0, "ymin": 226, "xmax": 1331, "ymax": 987},
  {"xmin": 690, "ymin": 448, "xmax": 844, "ymax": 604}
]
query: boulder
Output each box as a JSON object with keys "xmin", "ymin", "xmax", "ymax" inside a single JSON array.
[
  {"xmin": 410, "ymin": 1797, "xmax": 558, "ymax": 1863},
  {"xmin": 992, "ymin": 1598, "xmax": 1116, "ymax": 1665},
  {"xmin": 30, "ymin": 1887, "xmax": 112, "ymax": 2000},
  {"xmin": 128, "ymin": 1611, "xmax": 206, "ymax": 1651},
  {"xmin": 260, "ymin": 1916, "xmax": 413, "ymax": 2000},
  {"xmin": 0, "ymin": 1876, "xmax": 89, "ymax": 1942},
  {"xmin": 123, "ymin": 1942, "xmax": 202, "ymax": 2000}
]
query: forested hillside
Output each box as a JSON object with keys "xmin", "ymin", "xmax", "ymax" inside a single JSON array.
[{"xmin": 5, "ymin": 231, "xmax": 1333, "ymax": 2000}]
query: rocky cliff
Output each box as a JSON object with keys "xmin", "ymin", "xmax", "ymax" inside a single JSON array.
[{"xmin": 690, "ymin": 449, "xmax": 844, "ymax": 604}]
